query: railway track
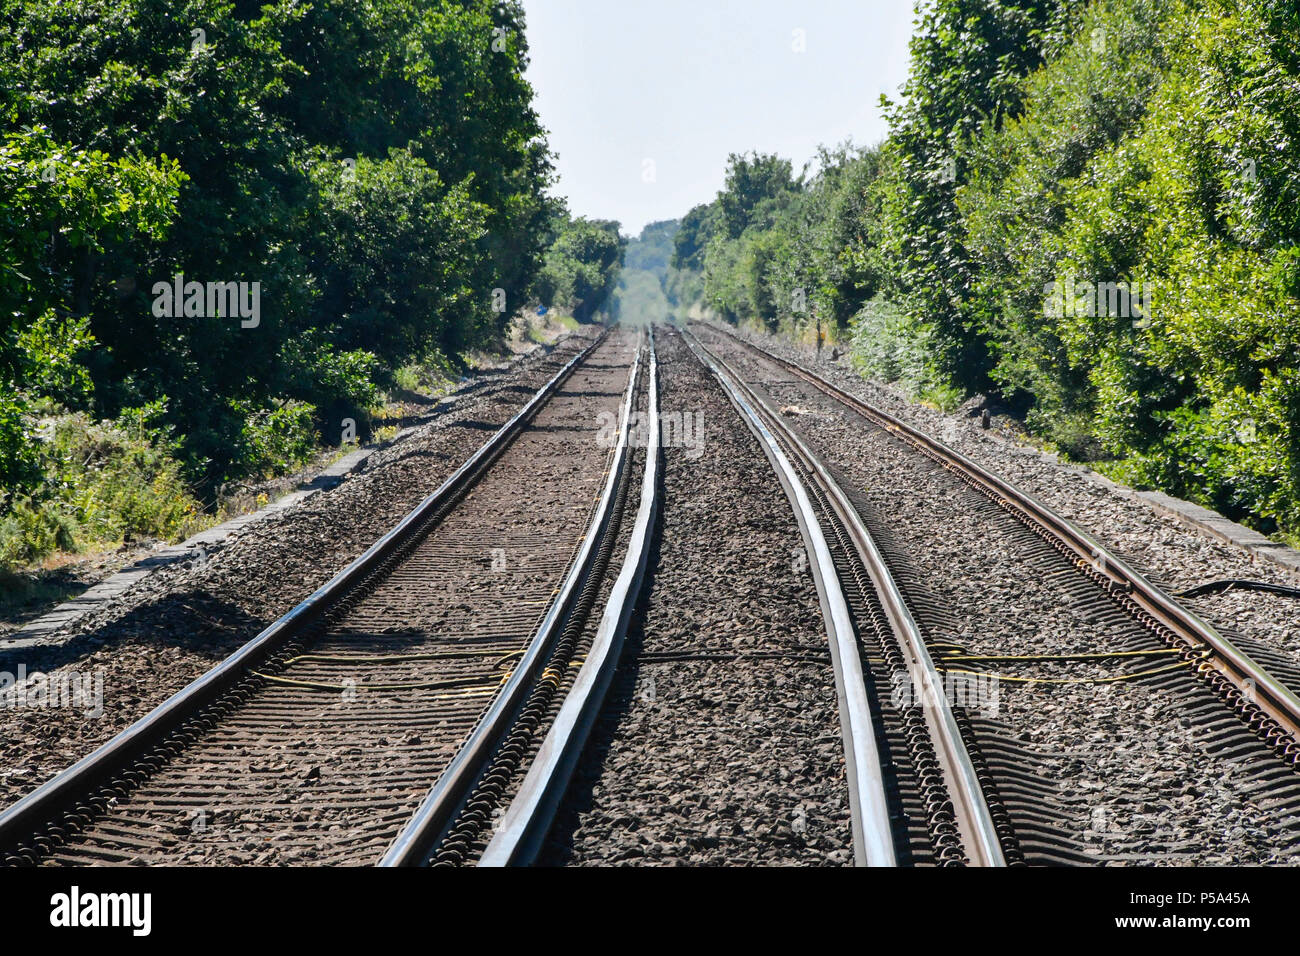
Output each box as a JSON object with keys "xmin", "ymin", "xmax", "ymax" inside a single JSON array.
[
  {"xmin": 0, "ymin": 328, "xmax": 661, "ymax": 866},
  {"xmin": 680, "ymin": 327, "xmax": 1005, "ymax": 865},
  {"xmin": 475, "ymin": 330, "xmax": 663, "ymax": 867},
  {"xmin": 531, "ymin": 325, "xmax": 1009, "ymax": 866},
  {"xmin": 6, "ymin": 316, "xmax": 1298, "ymax": 866},
  {"xmin": 689, "ymin": 320, "xmax": 1300, "ymax": 863}
]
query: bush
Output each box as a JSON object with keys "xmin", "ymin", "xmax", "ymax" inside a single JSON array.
[
  {"xmin": 0, "ymin": 405, "xmax": 203, "ymax": 569},
  {"xmin": 944, "ymin": 0, "xmax": 1300, "ymax": 535},
  {"xmin": 233, "ymin": 401, "xmax": 320, "ymax": 480},
  {"xmin": 848, "ymin": 297, "xmax": 938, "ymax": 394},
  {"xmin": 0, "ymin": 498, "xmax": 78, "ymax": 569},
  {"xmin": 47, "ymin": 407, "xmax": 201, "ymax": 544},
  {"xmin": 391, "ymin": 347, "xmax": 456, "ymax": 397}
]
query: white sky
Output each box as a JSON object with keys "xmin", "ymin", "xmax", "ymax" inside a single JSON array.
[{"xmin": 521, "ymin": 0, "xmax": 917, "ymax": 236}]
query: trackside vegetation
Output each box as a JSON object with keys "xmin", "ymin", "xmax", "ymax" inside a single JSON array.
[
  {"xmin": 667, "ymin": 0, "xmax": 1300, "ymax": 542},
  {"xmin": 0, "ymin": 1, "xmax": 623, "ymax": 569}
]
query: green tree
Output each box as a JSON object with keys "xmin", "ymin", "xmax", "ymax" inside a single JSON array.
[
  {"xmin": 877, "ymin": 0, "xmax": 1071, "ymax": 392},
  {"xmin": 1, "ymin": 0, "xmax": 556, "ymax": 487},
  {"xmin": 536, "ymin": 216, "xmax": 626, "ymax": 322},
  {"xmin": 717, "ymin": 152, "xmax": 797, "ymax": 240}
]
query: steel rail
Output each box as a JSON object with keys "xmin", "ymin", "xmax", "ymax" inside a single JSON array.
[
  {"xmin": 479, "ymin": 329, "xmax": 662, "ymax": 867},
  {"xmin": 699, "ymin": 322, "xmax": 1300, "ymax": 758},
  {"xmin": 0, "ymin": 330, "xmax": 610, "ymax": 856},
  {"xmin": 681, "ymin": 330, "xmax": 897, "ymax": 867},
  {"xmin": 379, "ymin": 331, "xmax": 645, "ymax": 866},
  {"xmin": 685, "ymin": 328, "xmax": 1005, "ymax": 866}
]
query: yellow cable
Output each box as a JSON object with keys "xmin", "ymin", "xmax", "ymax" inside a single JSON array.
[
  {"xmin": 248, "ymin": 671, "xmax": 503, "ymax": 695},
  {"xmin": 937, "ymin": 647, "xmax": 1188, "ymax": 664},
  {"xmin": 278, "ymin": 649, "xmax": 524, "ymax": 668},
  {"xmin": 256, "ymin": 646, "xmax": 586, "ymax": 694}
]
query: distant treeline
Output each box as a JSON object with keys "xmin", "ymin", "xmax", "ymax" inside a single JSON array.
[
  {"xmin": 669, "ymin": 0, "xmax": 1300, "ymax": 541},
  {"xmin": 612, "ymin": 219, "xmax": 678, "ymax": 325},
  {"xmin": 0, "ymin": 0, "xmax": 622, "ymax": 567}
]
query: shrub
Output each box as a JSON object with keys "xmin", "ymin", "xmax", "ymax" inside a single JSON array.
[
  {"xmin": 233, "ymin": 401, "xmax": 320, "ymax": 480},
  {"xmin": 0, "ymin": 498, "xmax": 78, "ymax": 569},
  {"xmin": 47, "ymin": 407, "xmax": 200, "ymax": 544},
  {"xmin": 848, "ymin": 297, "xmax": 938, "ymax": 395},
  {"xmin": 0, "ymin": 404, "xmax": 203, "ymax": 569}
]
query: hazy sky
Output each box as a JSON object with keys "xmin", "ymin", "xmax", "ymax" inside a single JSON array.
[{"xmin": 521, "ymin": 0, "xmax": 916, "ymax": 237}]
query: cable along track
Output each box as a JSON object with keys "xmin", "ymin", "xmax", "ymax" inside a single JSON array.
[
  {"xmin": 0, "ymin": 329, "xmax": 646, "ymax": 866},
  {"xmin": 681, "ymin": 327, "xmax": 1006, "ymax": 867}
]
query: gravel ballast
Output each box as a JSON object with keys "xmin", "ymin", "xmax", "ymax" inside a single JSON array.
[
  {"xmin": 709, "ymin": 320, "xmax": 1300, "ymax": 684},
  {"xmin": 541, "ymin": 329, "xmax": 854, "ymax": 866}
]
